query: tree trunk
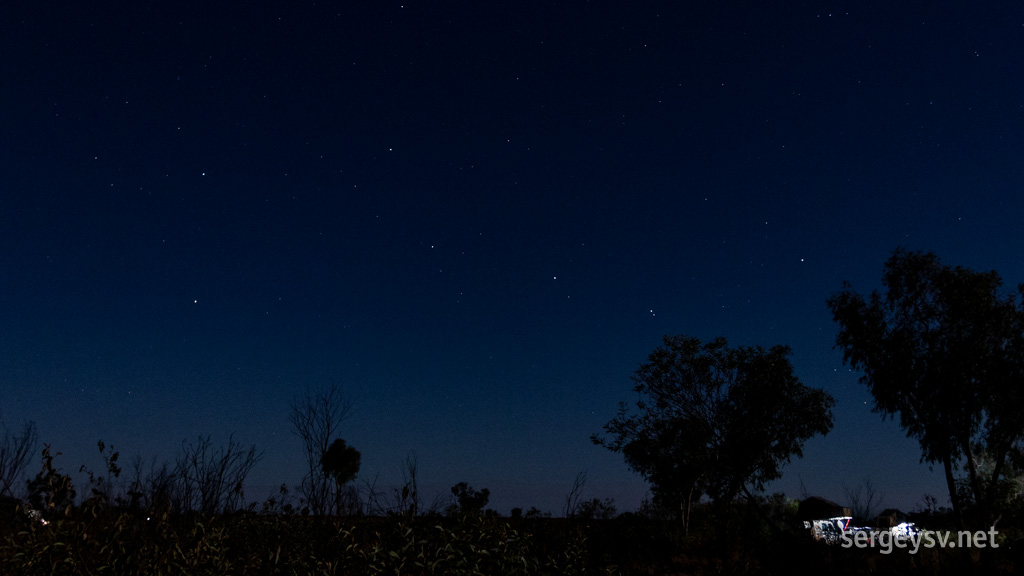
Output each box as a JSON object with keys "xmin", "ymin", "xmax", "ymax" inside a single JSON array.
[
  {"xmin": 963, "ymin": 441, "xmax": 982, "ymax": 510},
  {"xmin": 943, "ymin": 454, "xmax": 965, "ymax": 531},
  {"xmin": 683, "ymin": 483, "xmax": 694, "ymax": 538},
  {"xmin": 982, "ymin": 445, "xmax": 1009, "ymax": 529}
]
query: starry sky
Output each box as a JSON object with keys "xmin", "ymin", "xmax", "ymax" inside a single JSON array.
[{"xmin": 2, "ymin": 1, "xmax": 1023, "ymax": 515}]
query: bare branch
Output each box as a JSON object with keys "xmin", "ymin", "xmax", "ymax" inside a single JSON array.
[
  {"xmin": 175, "ymin": 434, "xmax": 263, "ymax": 515},
  {"xmin": 563, "ymin": 470, "xmax": 587, "ymax": 518},
  {"xmin": 290, "ymin": 383, "xmax": 352, "ymax": 516},
  {"xmin": 0, "ymin": 420, "xmax": 37, "ymax": 498}
]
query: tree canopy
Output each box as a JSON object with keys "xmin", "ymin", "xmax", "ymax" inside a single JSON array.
[
  {"xmin": 592, "ymin": 335, "xmax": 834, "ymax": 527},
  {"xmin": 321, "ymin": 438, "xmax": 361, "ymax": 488},
  {"xmin": 450, "ymin": 482, "xmax": 490, "ymax": 515},
  {"xmin": 828, "ymin": 247, "xmax": 1024, "ymax": 528}
]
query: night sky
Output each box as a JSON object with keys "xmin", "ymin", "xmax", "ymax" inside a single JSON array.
[{"xmin": 3, "ymin": 2, "xmax": 1023, "ymax": 515}]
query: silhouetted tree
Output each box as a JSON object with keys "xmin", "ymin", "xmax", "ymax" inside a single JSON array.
[
  {"xmin": 175, "ymin": 434, "xmax": 263, "ymax": 515},
  {"xmin": 592, "ymin": 335, "xmax": 834, "ymax": 535},
  {"xmin": 125, "ymin": 454, "xmax": 176, "ymax": 512},
  {"xmin": 0, "ymin": 419, "xmax": 36, "ymax": 498},
  {"xmin": 26, "ymin": 445, "xmax": 75, "ymax": 516},
  {"xmin": 576, "ymin": 497, "xmax": 617, "ymax": 520},
  {"xmin": 78, "ymin": 440, "xmax": 122, "ymax": 508},
  {"xmin": 322, "ymin": 439, "xmax": 360, "ymax": 485},
  {"xmin": 321, "ymin": 438, "xmax": 360, "ymax": 514},
  {"xmin": 449, "ymin": 482, "xmax": 489, "ymax": 515},
  {"xmin": 378, "ymin": 451, "xmax": 426, "ymax": 517},
  {"xmin": 290, "ymin": 384, "xmax": 352, "ymax": 516},
  {"xmin": 843, "ymin": 477, "xmax": 884, "ymax": 524},
  {"xmin": 523, "ymin": 506, "xmax": 551, "ymax": 519},
  {"xmin": 563, "ymin": 471, "xmax": 587, "ymax": 518},
  {"xmin": 636, "ymin": 495, "xmax": 676, "ymax": 520},
  {"xmin": 398, "ymin": 452, "xmax": 422, "ymax": 516},
  {"xmin": 828, "ymin": 248, "xmax": 1024, "ymax": 529}
]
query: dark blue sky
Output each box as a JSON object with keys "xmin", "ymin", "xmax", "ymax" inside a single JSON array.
[{"xmin": 2, "ymin": 1, "xmax": 1023, "ymax": 514}]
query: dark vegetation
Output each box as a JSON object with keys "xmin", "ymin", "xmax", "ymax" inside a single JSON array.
[
  {"xmin": 6, "ymin": 451, "xmax": 1021, "ymax": 576},
  {"xmin": 829, "ymin": 247, "xmax": 1024, "ymax": 532},
  {"xmin": 591, "ymin": 334, "xmax": 835, "ymax": 537},
  {"xmin": 4, "ymin": 247, "xmax": 1024, "ymax": 573}
]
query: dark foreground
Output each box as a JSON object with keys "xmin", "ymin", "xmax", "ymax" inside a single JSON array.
[{"xmin": 2, "ymin": 502, "xmax": 1022, "ymax": 575}]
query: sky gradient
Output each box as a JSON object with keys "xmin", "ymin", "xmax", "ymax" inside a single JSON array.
[{"xmin": 3, "ymin": 1, "xmax": 1024, "ymax": 514}]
